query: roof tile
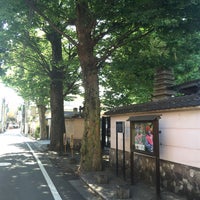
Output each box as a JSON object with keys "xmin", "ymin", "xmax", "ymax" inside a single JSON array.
[{"xmin": 104, "ymin": 94, "xmax": 200, "ymax": 115}]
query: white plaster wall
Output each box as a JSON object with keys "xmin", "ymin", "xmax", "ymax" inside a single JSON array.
[
  {"xmin": 110, "ymin": 107, "xmax": 200, "ymax": 168},
  {"xmin": 110, "ymin": 116, "xmax": 130, "ymax": 151},
  {"xmin": 159, "ymin": 109, "xmax": 200, "ymax": 168}
]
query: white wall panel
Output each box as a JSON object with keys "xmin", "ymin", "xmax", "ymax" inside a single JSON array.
[{"xmin": 109, "ymin": 108, "xmax": 200, "ymax": 168}]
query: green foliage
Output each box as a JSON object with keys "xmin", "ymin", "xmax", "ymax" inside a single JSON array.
[
  {"xmin": 100, "ymin": 1, "xmax": 200, "ymax": 108},
  {"xmin": 175, "ymin": 54, "xmax": 200, "ymax": 83},
  {"xmin": 1, "ymin": 0, "xmax": 199, "ymax": 108},
  {"xmin": 34, "ymin": 126, "xmax": 40, "ymax": 139},
  {"xmin": 0, "ymin": 0, "xmax": 81, "ymax": 106},
  {"xmin": 100, "ymin": 63, "xmax": 154, "ymax": 109},
  {"xmin": 1, "ymin": 31, "xmax": 51, "ymax": 106}
]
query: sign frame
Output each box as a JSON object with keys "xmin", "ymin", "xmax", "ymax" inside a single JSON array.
[{"xmin": 128, "ymin": 115, "xmax": 160, "ymax": 195}]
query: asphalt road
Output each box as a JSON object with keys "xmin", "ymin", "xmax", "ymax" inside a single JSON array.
[{"xmin": 0, "ymin": 129, "xmax": 101, "ymax": 200}]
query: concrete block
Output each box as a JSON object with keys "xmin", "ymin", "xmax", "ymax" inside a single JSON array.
[
  {"xmin": 116, "ymin": 184, "xmax": 131, "ymax": 199},
  {"xmin": 95, "ymin": 174, "xmax": 109, "ymax": 184}
]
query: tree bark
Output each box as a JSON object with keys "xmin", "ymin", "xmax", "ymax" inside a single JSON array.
[
  {"xmin": 80, "ymin": 66, "xmax": 102, "ymax": 171},
  {"xmin": 76, "ymin": 2, "xmax": 102, "ymax": 171},
  {"xmin": 49, "ymin": 73, "xmax": 65, "ymax": 152},
  {"xmin": 47, "ymin": 30, "xmax": 65, "ymax": 152},
  {"xmin": 37, "ymin": 104, "xmax": 47, "ymax": 139}
]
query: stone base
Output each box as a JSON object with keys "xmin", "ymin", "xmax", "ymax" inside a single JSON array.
[
  {"xmin": 110, "ymin": 148, "xmax": 200, "ymax": 199},
  {"xmin": 95, "ymin": 174, "xmax": 109, "ymax": 184},
  {"xmin": 116, "ymin": 185, "xmax": 131, "ymax": 199},
  {"xmin": 69, "ymin": 157, "xmax": 77, "ymax": 164}
]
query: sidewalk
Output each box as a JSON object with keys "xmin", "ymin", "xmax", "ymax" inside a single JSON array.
[{"xmin": 36, "ymin": 140, "xmax": 187, "ymax": 200}]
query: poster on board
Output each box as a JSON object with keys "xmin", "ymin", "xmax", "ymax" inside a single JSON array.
[{"xmin": 133, "ymin": 122, "xmax": 154, "ymax": 153}]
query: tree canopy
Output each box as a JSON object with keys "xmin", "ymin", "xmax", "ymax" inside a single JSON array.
[
  {"xmin": 0, "ymin": 0, "xmax": 81, "ymax": 148},
  {"xmin": 100, "ymin": 0, "xmax": 200, "ymax": 108}
]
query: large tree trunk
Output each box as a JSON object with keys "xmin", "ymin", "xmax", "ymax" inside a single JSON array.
[
  {"xmin": 37, "ymin": 104, "xmax": 47, "ymax": 139},
  {"xmin": 76, "ymin": 2, "xmax": 102, "ymax": 171},
  {"xmin": 47, "ymin": 30, "xmax": 65, "ymax": 152},
  {"xmin": 49, "ymin": 74, "xmax": 65, "ymax": 152},
  {"xmin": 80, "ymin": 66, "xmax": 102, "ymax": 171}
]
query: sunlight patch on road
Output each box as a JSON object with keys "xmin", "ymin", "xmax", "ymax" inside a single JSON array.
[
  {"xmin": 0, "ymin": 162, "xmax": 12, "ymax": 167},
  {"xmin": 24, "ymin": 160, "xmax": 37, "ymax": 165}
]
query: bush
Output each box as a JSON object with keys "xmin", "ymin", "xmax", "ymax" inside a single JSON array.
[{"xmin": 35, "ymin": 126, "xmax": 40, "ymax": 139}]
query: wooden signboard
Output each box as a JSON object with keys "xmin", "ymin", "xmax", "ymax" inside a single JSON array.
[{"xmin": 128, "ymin": 115, "xmax": 160, "ymax": 195}]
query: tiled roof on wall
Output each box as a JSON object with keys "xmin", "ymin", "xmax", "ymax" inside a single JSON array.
[{"xmin": 104, "ymin": 93, "xmax": 200, "ymax": 115}]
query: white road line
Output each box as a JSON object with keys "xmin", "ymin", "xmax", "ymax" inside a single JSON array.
[{"xmin": 26, "ymin": 143, "xmax": 62, "ymax": 200}]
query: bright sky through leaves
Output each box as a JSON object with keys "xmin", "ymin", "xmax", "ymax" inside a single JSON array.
[{"xmin": 0, "ymin": 82, "xmax": 23, "ymax": 111}]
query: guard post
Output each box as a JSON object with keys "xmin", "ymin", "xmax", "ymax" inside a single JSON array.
[
  {"xmin": 70, "ymin": 134, "xmax": 74, "ymax": 157},
  {"xmin": 116, "ymin": 121, "xmax": 126, "ymax": 180},
  {"xmin": 63, "ymin": 133, "xmax": 67, "ymax": 153}
]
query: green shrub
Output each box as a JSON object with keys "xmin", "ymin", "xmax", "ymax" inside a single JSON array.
[{"xmin": 35, "ymin": 126, "xmax": 40, "ymax": 139}]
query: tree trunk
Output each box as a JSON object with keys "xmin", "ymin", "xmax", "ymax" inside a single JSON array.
[
  {"xmin": 76, "ymin": 2, "xmax": 102, "ymax": 171},
  {"xmin": 37, "ymin": 104, "xmax": 47, "ymax": 139},
  {"xmin": 49, "ymin": 74, "xmax": 65, "ymax": 152},
  {"xmin": 80, "ymin": 66, "xmax": 102, "ymax": 171},
  {"xmin": 47, "ymin": 30, "xmax": 65, "ymax": 152}
]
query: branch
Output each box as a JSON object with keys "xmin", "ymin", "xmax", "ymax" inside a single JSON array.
[
  {"xmin": 24, "ymin": 0, "xmax": 78, "ymax": 47},
  {"xmin": 22, "ymin": 54, "xmax": 50, "ymax": 75},
  {"xmin": 97, "ymin": 27, "xmax": 154, "ymax": 68},
  {"xmin": 63, "ymin": 81, "xmax": 79, "ymax": 97},
  {"xmin": 63, "ymin": 43, "xmax": 77, "ymax": 60},
  {"xmin": 22, "ymin": 34, "xmax": 51, "ymax": 74}
]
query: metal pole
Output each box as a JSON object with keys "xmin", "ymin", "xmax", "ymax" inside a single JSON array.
[
  {"xmin": 116, "ymin": 131, "xmax": 118, "ymax": 176},
  {"xmin": 155, "ymin": 120, "xmax": 160, "ymax": 196},
  {"xmin": 123, "ymin": 131, "xmax": 126, "ymax": 180}
]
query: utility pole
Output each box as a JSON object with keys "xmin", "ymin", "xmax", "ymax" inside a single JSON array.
[{"xmin": 0, "ymin": 98, "xmax": 7, "ymax": 132}]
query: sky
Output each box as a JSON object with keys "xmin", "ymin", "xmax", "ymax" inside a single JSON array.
[
  {"xmin": 0, "ymin": 82, "xmax": 23, "ymax": 111},
  {"xmin": 0, "ymin": 77, "xmax": 86, "ymax": 114},
  {"xmin": 0, "ymin": 82, "xmax": 83, "ymax": 112}
]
